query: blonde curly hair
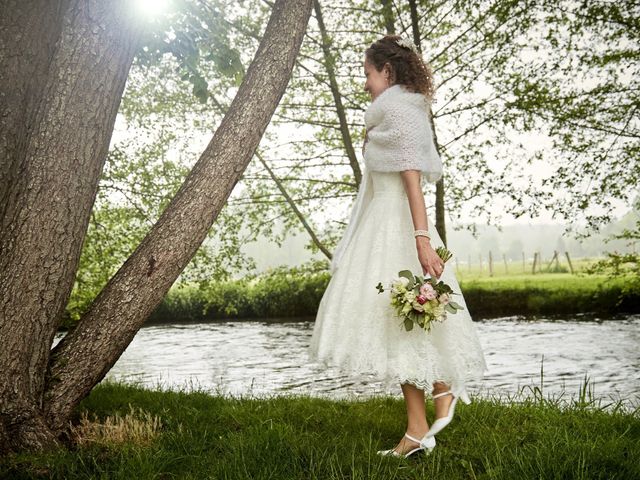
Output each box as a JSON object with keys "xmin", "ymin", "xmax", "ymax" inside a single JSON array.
[{"xmin": 365, "ymin": 35, "xmax": 437, "ymax": 103}]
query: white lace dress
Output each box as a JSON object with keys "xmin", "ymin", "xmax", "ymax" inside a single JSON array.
[{"xmin": 309, "ymin": 169, "xmax": 489, "ymax": 397}]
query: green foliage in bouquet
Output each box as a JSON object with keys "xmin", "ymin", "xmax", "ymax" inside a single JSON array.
[{"xmin": 376, "ymin": 246, "xmax": 464, "ymax": 332}]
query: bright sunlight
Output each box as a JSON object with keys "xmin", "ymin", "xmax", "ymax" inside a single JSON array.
[{"xmin": 134, "ymin": 0, "xmax": 170, "ymax": 17}]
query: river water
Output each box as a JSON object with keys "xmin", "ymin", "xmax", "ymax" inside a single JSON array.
[{"xmin": 53, "ymin": 314, "xmax": 640, "ymax": 411}]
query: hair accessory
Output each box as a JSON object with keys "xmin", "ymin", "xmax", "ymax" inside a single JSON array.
[{"xmin": 395, "ymin": 36, "xmax": 420, "ymax": 55}]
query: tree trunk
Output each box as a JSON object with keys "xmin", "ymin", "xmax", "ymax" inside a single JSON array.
[
  {"xmin": 408, "ymin": 0, "xmax": 447, "ymax": 246},
  {"xmin": 0, "ymin": 0, "xmax": 139, "ymax": 454},
  {"xmin": 0, "ymin": 0, "xmax": 70, "ymax": 223},
  {"xmin": 312, "ymin": 0, "xmax": 362, "ymax": 187},
  {"xmin": 0, "ymin": 5, "xmax": 69, "ymax": 451},
  {"xmin": 256, "ymin": 151, "xmax": 333, "ymax": 259},
  {"xmin": 44, "ymin": 0, "xmax": 313, "ymax": 437},
  {"xmin": 434, "ymin": 177, "xmax": 447, "ymax": 247},
  {"xmin": 380, "ymin": 0, "xmax": 396, "ymax": 34}
]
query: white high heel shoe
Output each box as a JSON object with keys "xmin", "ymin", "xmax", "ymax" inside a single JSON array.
[
  {"xmin": 424, "ymin": 388, "xmax": 471, "ymax": 438},
  {"xmin": 377, "ymin": 432, "xmax": 436, "ymax": 458}
]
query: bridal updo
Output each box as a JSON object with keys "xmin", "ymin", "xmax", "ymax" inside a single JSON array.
[{"xmin": 365, "ymin": 35, "xmax": 437, "ymax": 103}]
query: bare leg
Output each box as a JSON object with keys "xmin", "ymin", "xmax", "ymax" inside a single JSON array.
[
  {"xmin": 432, "ymin": 381, "xmax": 453, "ymax": 419},
  {"xmin": 390, "ymin": 383, "xmax": 430, "ymax": 454}
]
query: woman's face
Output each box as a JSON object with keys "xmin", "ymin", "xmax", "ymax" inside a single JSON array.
[{"xmin": 364, "ymin": 58, "xmax": 390, "ymax": 101}]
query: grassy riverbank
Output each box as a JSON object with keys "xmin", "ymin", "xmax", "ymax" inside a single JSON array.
[
  {"xmin": 59, "ymin": 259, "xmax": 639, "ymax": 329},
  {"xmin": 2, "ymin": 379, "xmax": 638, "ymax": 479},
  {"xmin": 459, "ymin": 273, "xmax": 638, "ymax": 317},
  {"xmin": 145, "ymin": 271, "xmax": 638, "ymax": 325}
]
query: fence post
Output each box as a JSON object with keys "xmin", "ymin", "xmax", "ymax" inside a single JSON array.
[
  {"xmin": 565, "ymin": 251, "xmax": 575, "ymax": 274},
  {"xmin": 489, "ymin": 251, "xmax": 494, "ymax": 277},
  {"xmin": 503, "ymin": 253, "xmax": 508, "ymax": 274},
  {"xmin": 532, "ymin": 252, "xmax": 538, "ymax": 274},
  {"xmin": 546, "ymin": 250, "xmax": 558, "ymax": 271}
]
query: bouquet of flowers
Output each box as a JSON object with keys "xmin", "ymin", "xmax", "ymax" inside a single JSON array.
[{"xmin": 375, "ymin": 246, "xmax": 464, "ymax": 332}]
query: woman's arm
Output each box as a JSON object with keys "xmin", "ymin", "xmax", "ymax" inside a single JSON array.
[{"xmin": 400, "ymin": 170, "xmax": 444, "ymax": 279}]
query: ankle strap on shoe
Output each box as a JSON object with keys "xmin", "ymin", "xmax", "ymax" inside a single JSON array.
[
  {"xmin": 404, "ymin": 433, "xmax": 422, "ymax": 444},
  {"xmin": 432, "ymin": 390, "xmax": 453, "ymax": 399}
]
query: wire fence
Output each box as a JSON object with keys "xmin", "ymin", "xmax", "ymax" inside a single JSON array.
[{"xmin": 454, "ymin": 250, "xmax": 585, "ymax": 277}]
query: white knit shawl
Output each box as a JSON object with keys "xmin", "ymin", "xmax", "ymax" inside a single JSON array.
[
  {"xmin": 363, "ymin": 83, "xmax": 442, "ymax": 182},
  {"xmin": 329, "ymin": 84, "xmax": 442, "ymax": 275}
]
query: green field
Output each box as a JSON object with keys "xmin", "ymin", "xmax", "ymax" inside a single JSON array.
[
  {"xmin": 454, "ymin": 255, "xmax": 597, "ymax": 279},
  {"xmin": 2, "ymin": 378, "xmax": 638, "ymax": 479}
]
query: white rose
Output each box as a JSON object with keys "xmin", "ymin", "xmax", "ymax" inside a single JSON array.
[
  {"xmin": 412, "ymin": 301, "xmax": 425, "ymax": 312},
  {"xmin": 391, "ymin": 277, "xmax": 409, "ymax": 294}
]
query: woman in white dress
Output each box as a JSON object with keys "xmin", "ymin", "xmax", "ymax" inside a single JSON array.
[{"xmin": 309, "ymin": 35, "xmax": 488, "ymax": 458}]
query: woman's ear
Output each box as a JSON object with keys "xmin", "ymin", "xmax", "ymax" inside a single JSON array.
[{"xmin": 383, "ymin": 63, "xmax": 393, "ymax": 83}]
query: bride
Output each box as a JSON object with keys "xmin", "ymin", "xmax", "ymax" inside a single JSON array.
[{"xmin": 309, "ymin": 34, "xmax": 488, "ymax": 458}]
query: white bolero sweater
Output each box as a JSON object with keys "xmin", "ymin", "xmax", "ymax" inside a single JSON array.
[
  {"xmin": 363, "ymin": 83, "xmax": 442, "ymax": 182},
  {"xmin": 329, "ymin": 84, "xmax": 442, "ymax": 275}
]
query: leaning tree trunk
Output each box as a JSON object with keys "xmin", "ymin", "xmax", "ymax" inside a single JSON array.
[
  {"xmin": 44, "ymin": 0, "xmax": 313, "ymax": 437},
  {"xmin": 0, "ymin": 0, "xmax": 139, "ymax": 454},
  {"xmin": 313, "ymin": 0, "xmax": 362, "ymax": 187}
]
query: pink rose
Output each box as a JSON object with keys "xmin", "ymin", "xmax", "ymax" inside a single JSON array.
[
  {"xmin": 438, "ymin": 293, "xmax": 450, "ymax": 304},
  {"xmin": 419, "ymin": 283, "xmax": 437, "ymax": 300},
  {"xmin": 416, "ymin": 294, "xmax": 427, "ymax": 304}
]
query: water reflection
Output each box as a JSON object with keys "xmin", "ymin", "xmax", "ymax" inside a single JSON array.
[{"xmin": 53, "ymin": 314, "xmax": 640, "ymax": 410}]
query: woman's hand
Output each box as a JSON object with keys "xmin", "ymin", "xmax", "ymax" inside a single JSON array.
[{"xmin": 416, "ymin": 237, "xmax": 444, "ymax": 279}]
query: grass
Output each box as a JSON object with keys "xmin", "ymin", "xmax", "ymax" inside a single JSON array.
[
  {"xmin": 453, "ymin": 256, "xmax": 596, "ymax": 281},
  {"xmin": 459, "ymin": 272, "xmax": 628, "ymax": 296},
  {"xmin": 459, "ymin": 273, "xmax": 638, "ymax": 318},
  {"xmin": 2, "ymin": 376, "xmax": 638, "ymax": 479}
]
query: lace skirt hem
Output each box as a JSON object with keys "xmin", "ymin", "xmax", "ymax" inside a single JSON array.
[{"xmin": 308, "ymin": 349, "xmax": 487, "ymax": 399}]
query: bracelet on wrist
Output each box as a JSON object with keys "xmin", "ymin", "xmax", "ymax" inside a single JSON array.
[{"xmin": 414, "ymin": 229, "xmax": 431, "ymax": 240}]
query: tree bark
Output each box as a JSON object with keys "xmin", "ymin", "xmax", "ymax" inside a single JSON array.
[
  {"xmin": 0, "ymin": 0, "xmax": 140, "ymax": 454},
  {"xmin": 44, "ymin": 0, "xmax": 313, "ymax": 436},
  {"xmin": 0, "ymin": 0, "xmax": 70, "ymax": 223}
]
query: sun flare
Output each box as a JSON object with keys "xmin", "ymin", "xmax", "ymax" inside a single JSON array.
[{"xmin": 135, "ymin": 0, "xmax": 170, "ymax": 17}]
